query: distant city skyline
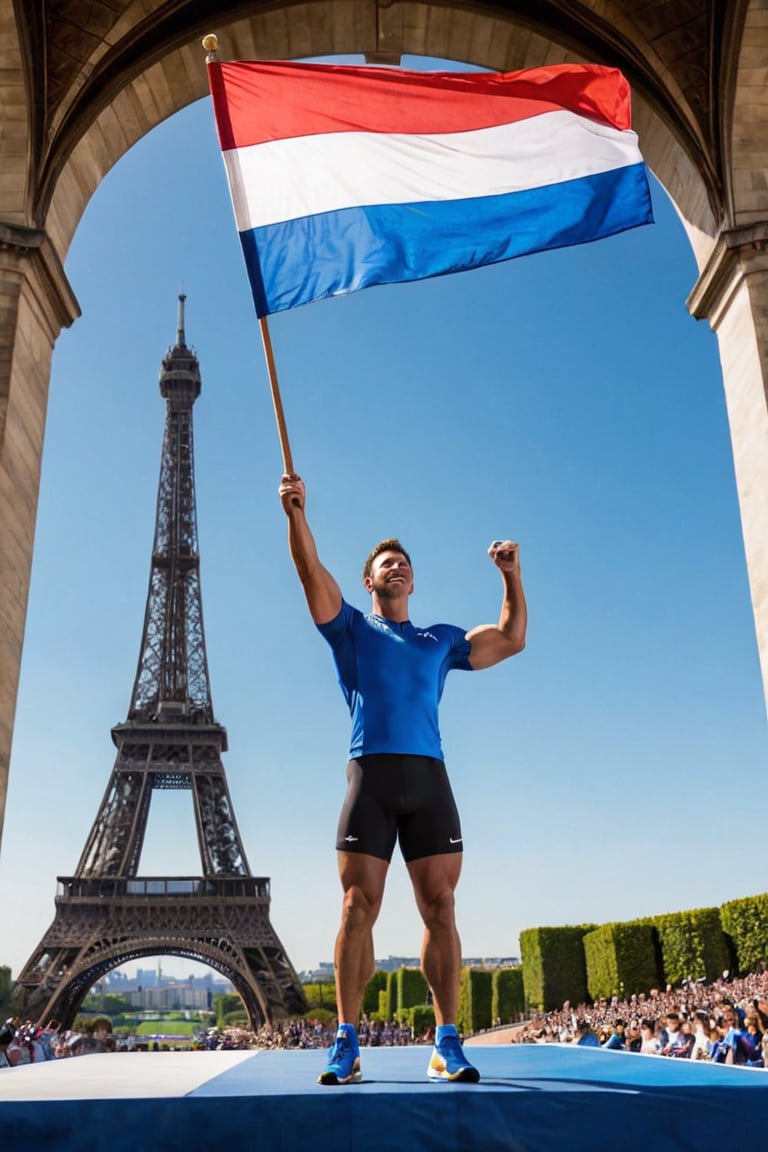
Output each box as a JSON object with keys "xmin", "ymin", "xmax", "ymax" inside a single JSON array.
[
  {"xmin": 107, "ymin": 963, "xmax": 225, "ymax": 986},
  {"xmin": 106, "ymin": 954, "xmax": 521, "ymax": 987}
]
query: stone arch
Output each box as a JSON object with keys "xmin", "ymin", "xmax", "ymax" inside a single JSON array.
[
  {"xmin": 686, "ymin": 0, "xmax": 768, "ymax": 708},
  {"xmin": 45, "ymin": 4, "xmax": 719, "ymax": 266},
  {"xmin": 2, "ymin": 2, "xmax": 768, "ymax": 855},
  {"xmin": 725, "ymin": 0, "xmax": 768, "ymax": 230},
  {"xmin": 19, "ymin": 937, "xmax": 278, "ymax": 1032}
]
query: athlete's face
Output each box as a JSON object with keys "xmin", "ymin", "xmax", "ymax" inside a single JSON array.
[{"xmin": 365, "ymin": 551, "xmax": 414, "ymax": 598}]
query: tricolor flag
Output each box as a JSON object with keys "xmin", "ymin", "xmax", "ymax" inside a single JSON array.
[{"xmin": 207, "ymin": 59, "xmax": 653, "ymax": 318}]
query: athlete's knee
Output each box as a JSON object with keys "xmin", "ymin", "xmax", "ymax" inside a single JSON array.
[
  {"xmin": 340, "ymin": 883, "xmax": 381, "ymax": 934},
  {"xmin": 416, "ymin": 881, "xmax": 456, "ymax": 930}
]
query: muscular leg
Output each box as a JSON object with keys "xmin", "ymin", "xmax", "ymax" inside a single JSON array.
[
  {"xmin": 407, "ymin": 852, "xmax": 463, "ymax": 1025},
  {"xmin": 335, "ymin": 851, "xmax": 389, "ymax": 1025}
]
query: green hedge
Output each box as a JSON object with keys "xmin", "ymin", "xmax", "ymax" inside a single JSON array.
[
  {"xmin": 112, "ymin": 1014, "xmax": 141, "ymax": 1029},
  {"xmin": 584, "ymin": 922, "xmax": 659, "ymax": 1001},
  {"xmin": 386, "ymin": 970, "xmax": 396, "ymax": 1018},
  {"xmin": 457, "ymin": 967, "xmax": 493, "ymax": 1034},
  {"xmin": 492, "ymin": 967, "xmax": 525, "ymax": 1023},
  {"xmin": 302, "ymin": 981, "xmax": 337, "ymax": 1013},
  {"xmin": 305, "ymin": 1007, "xmax": 335, "ymax": 1025},
  {"xmin": 650, "ymin": 907, "xmax": 730, "ymax": 985},
  {"xmin": 375, "ymin": 971, "xmax": 396, "ymax": 1021},
  {"xmin": 223, "ymin": 1010, "xmax": 248, "ymax": 1025},
  {"xmin": 520, "ymin": 925, "xmax": 595, "ymax": 1012},
  {"xmin": 363, "ymin": 970, "xmax": 386, "ymax": 1016},
  {"xmin": 214, "ymin": 993, "xmax": 242, "ymax": 1027},
  {"xmin": 720, "ymin": 893, "xmax": 768, "ymax": 974},
  {"xmin": 406, "ymin": 1004, "xmax": 435, "ymax": 1035},
  {"xmin": 517, "ymin": 890, "xmax": 768, "ymax": 1006},
  {"xmin": 0, "ymin": 965, "xmax": 15, "ymax": 1020},
  {"xmin": 395, "ymin": 967, "xmax": 428, "ymax": 1013},
  {"xmin": 136, "ymin": 1020, "xmax": 197, "ymax": 1035}
]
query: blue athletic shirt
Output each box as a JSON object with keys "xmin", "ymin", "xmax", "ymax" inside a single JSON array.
[{"xmin": 316, "ymin": 599, "xmax": 473, "ymax": 760}]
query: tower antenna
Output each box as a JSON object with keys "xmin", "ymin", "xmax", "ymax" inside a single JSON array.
[{"xmin": 177, "ymin": 292, "xmax": 187, "ymax": 347}]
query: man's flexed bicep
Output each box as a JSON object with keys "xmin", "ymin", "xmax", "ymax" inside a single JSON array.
[
  {"xmin": 466, "ymin": 540, "xmax": 527, "ymax": 670},
  {"xmin": 278, "ymin": 473, "xmax": 343, "ymax": 624}
]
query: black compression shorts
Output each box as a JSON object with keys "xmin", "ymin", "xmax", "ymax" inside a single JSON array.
[{"xmin": 335, "ymin": 753, "xmax": 463, "ymax": 863}]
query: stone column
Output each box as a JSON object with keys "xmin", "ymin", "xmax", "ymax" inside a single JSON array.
[
  {"xmin": 0, "ymin": 223, "xmax": 79, "ymax": 852},
  {"xmin": 688, "ymin": 223, "xmax": 768, "ymax": 717}
]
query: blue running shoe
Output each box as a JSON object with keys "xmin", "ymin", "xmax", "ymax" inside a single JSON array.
[
  {"xmin": 427, "ymin": 1030, "xmax": 480, "ymax": 1083},
  {"xmin": 318, "ymin": 1024, "xmax": 362, "ymax": 1085}
]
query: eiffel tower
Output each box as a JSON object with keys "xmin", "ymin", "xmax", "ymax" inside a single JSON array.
[{"xmin": 15, "ymin": 297, "xmax": 306, "ymax": 1030}]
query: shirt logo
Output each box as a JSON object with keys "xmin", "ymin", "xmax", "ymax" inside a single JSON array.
[
  {"xmin": 449, "ymin": 836, "xmax": 462, "ymax": 845},
  {"xmin": 369, "ymin": 615, "xmax": 395, "ymax": 633},
  {"xmin": 416, "ymin": 631, "xmax": 439, "ymax": 643},
  {"xmin": 344, "ymin": 835, "xmax": 359, "ymax": 843}
]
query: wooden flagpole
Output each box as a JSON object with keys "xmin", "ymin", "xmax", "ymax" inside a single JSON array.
[
  {"xmin": 203, "ymin": 33, "xmax": 295, "ymax": 477},
  {"xmin": 259, "ymin": 315, "xmax": 294, "ymax": 475}
]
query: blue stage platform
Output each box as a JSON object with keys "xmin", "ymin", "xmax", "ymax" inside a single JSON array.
[{"xmin": 1, "ymin": 1044, "xmax": 767, "ymax": 1151}]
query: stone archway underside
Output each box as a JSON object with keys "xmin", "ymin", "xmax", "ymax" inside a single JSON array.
[
  {"xmin": 1, "ymin": 1, "xmax": 767, "ymax": 856},
  {"xmin": 21, "ymin": 938, "xmax": 272, "ymax": 1033},
  {"xmin": 25, "ymin": 940, "xmax": 270, "ymax": 1032}
]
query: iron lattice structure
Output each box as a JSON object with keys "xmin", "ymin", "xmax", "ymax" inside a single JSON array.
[{"xmin": 15, "ymin": 298, "xmax": 306, "ymax": 1029}]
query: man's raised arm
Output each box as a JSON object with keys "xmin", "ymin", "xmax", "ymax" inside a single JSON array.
[
  {"xmin": 466, "ymin": 540, "xmax": 527, "ymax": 670},
  {"xmin": 278, "ymin": 473, "xmax": 342, "ymax": 625}
]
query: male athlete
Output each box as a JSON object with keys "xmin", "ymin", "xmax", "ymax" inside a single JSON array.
[{"xmin": 278, "ymin": 472, "xmax": 527, "ymax": 1085}]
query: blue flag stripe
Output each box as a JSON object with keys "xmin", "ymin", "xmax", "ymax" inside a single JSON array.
[{"xmin": 240, "ymin": 164, "xmax": 652, "ymax": 317}]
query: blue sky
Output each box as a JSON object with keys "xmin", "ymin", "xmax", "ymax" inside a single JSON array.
[{"xmin": 1, "ymin": 55, "xmax": 766, "ymax": 984}]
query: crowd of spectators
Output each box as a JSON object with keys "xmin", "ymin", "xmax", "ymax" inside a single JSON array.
[
  {"xmin": 0, "ymin": 1012, "xmax": 424, "ymax": 1067},
  {"xmin": 186, "ymin": 972, "xmax": 768, "ymax": 1065},
  {"xmin": 6, "ymin": 971, "xmax": 768, "ymax": 1070},
  {"xmin": 193, "ymin": 1015, "xmax": 426, "ymax": 1051},
  {"xmin": 510, "ymin": 970, "xmax": 768, "ymax": 1066},
  {"xmin": 0, "ymin": 1016, "xmax": 116, "ymax": 1066}
]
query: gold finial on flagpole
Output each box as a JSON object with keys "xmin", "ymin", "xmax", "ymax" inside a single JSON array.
[{"xmin": 202, "ymin": 34, "xmax": 219, "ymax": 60}]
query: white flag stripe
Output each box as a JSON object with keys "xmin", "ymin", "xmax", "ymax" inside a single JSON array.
[{"xmin": 223, "ymin": 111, "xmax": 642, "ymax": 233}]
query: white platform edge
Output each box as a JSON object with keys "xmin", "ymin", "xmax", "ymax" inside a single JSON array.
[{"xmin": 0, "ymin": 1050, "xmax": 257, "ymax": 1101}]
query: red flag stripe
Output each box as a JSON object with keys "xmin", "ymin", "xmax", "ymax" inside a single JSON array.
[{"xmin": 208, "ymin": 60, "xmax": 632, "ymax": 152}]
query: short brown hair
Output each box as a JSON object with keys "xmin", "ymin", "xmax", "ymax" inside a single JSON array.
[{"xmin": 362, "ymin": 538, "xmax": 412, "ymax": 581}]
